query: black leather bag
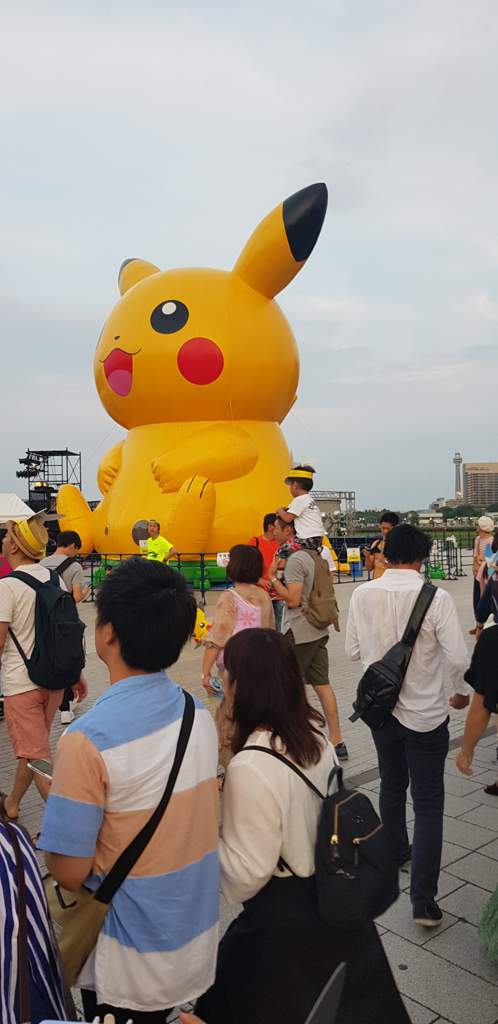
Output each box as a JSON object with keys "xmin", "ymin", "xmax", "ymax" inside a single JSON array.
[
  {"xmin": 350, "ymin": 582, "xmax": 437, "ymax": 730},
  {"xmin": 244, "ymin": 748, "xmax": 399, "ymax": 930}
]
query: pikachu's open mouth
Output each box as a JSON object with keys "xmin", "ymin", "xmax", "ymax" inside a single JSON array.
[{"xmin": 102, "ymin": 348, "xmax": 140, "ymax": 396}]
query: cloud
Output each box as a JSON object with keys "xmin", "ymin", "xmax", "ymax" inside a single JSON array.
[
  {"xmin": 464, "ymin": 290, "xmax": 498, "ymax": 322},
  {"xmin": 2, "ymin": 0, "xmax": 498, "ymax": 511}
]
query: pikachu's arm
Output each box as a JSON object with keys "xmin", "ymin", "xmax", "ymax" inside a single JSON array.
[
  {"xmin": 152, "ymin": 424, "xmax": 258, "ymax": 494},
  {"xmin": 97, "ymin": 441, "xmax": 124, "ymax": 495}
]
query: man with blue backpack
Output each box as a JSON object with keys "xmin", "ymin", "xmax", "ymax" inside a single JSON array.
[{"xmin": 0, "ymin": 515, "xmax": 86, "ymax": 821}]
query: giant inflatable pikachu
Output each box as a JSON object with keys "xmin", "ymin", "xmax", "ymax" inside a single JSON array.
[{"xmin": 57, "ymin": 183, "xmax": 328, "ymax": 554}]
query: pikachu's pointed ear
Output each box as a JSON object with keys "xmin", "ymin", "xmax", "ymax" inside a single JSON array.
[
  {"xmin": 233, "ymin": 183, "xmax": 328, "ymax": 299},
  {"xmin": 118, "ymin": 258, "xmax": 160, "ymax": 295}
]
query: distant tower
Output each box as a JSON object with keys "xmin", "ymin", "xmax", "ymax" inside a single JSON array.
[{"xmin": 453, "ymin": 451, "xmax": 463, "ymax": 499}]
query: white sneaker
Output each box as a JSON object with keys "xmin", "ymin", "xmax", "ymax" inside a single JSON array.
[{"xmin": 60, "ymin": 710, "xmax": 75, "ymax": 725}]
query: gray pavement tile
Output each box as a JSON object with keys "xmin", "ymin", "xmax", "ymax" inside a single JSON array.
[
  {"xmin": 440, "ymin": 814, "xmax": 497, "ymax": 851},
  {"xmin": 445, "ymin": 852, "xmax": 497, "ymax": 892},
  {"xmin": 468, "ymin": 770, "xmax": 498, "ymax": 786},
  {"xmin": 464, "ymin": 790, "xmax": 498, "ymax": 809},
  {"xmin": 479, "ymin": 837, "xmax": 498, "ymax": 861},
  {"xmin": 382, "ymin": 932, "xmax": 498, "ymax": 1024},
  {"xmin": 442, "ymin": 758, "xmax": 491, "ymax": 779},
  {"xmin": 460, "ymin": 805, "xmax": 498, "ymax": 831},
  {"xmin": 377, "ymin": 891, "xmax": 456, "ymax": 945},
  {"xmin": 439, "ymin": 883, "xmax": 490, "ymax": 926},
  {"xmin": 443, "ymin": 774, "xmax": 487, "ymax": 797},
  {"xmin": 440, "ymin": 840, "xmax": 471, "ymax": 868},
  {"xmin": 425, "ymin": 920, "xmax": 498, "ymax": 986},
  {"xmin": 440, "ymin": 792, "xmax": 482, "ymax": 817},
  {"xmin": 402, "ymin": 995, "xmax": 439, "ymax": 1023},
  {"xmin": 399, "ymin": 869, "xmax": 465, "ymax": 900}
]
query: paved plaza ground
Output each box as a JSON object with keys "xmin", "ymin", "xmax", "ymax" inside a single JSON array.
[{"xmin": 1, "ymin": 573, "xmax": 497, "ymax": 1022}]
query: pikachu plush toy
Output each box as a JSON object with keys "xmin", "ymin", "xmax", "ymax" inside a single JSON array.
[{"xmin": 57, "ymin": 184, "xmax": 328, "ymax": 554}]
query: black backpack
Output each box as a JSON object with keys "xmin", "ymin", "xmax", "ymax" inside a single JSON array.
[
  {"xmin": 350, "ymin": 583, "xmax": 437, "ymax": 731},
  {"xmin": 244, "ymin": 747, "xmax": 399, "ymax": 930},
  {"xmin": 7, "ymin": 571, "xmax": 86, "ymax": 691}
]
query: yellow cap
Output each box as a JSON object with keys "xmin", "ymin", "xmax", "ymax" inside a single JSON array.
[{"xmin": 284, "ymin": 469, "xmax": 314, "ymax": 483}]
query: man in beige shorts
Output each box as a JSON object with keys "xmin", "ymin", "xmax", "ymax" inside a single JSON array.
[{"xmin": 0, "ymin": 516, "xmax": 86, "ymax": 820}]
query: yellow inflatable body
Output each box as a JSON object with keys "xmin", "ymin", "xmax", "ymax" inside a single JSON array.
[{"xmin": 57, "ymin": 184, "xmax": 328, "ymax": 554}]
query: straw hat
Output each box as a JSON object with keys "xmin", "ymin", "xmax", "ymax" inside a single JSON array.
[
  {"xmin": 6, "ymin": 515, "xmax": 48, "ymax": 560},
  {"xmin": 477, "ymin": 515, "xmax": 495, "ymax": 534}
]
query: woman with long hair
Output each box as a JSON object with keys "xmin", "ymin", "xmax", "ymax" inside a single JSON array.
[{"xmin": 196, "ymin": 629, "xmax": 409, "ymax": 1024}]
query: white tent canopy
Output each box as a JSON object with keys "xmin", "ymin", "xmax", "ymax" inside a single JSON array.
[{"xmin": 0, "ymin": 493, "xmax": 35, "ymax": 524}]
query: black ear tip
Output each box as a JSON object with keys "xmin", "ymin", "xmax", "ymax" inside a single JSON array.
[
  {"xmin": 283, "ymin": 183, "xmax": 328, "ymax": 262},
  {"xmin": 119, "ymin": 258, "xmax": 139, "ymax": 277}
]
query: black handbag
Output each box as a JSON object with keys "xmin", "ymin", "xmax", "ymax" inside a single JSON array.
[{"xmin": 350, "ymin": 582, "xmax": 437, "ymax": 730}]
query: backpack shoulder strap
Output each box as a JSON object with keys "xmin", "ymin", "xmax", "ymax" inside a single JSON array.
[
  {"xmin": 9, "ymin": 569, "xmax": 43, "ymax": 592},
  {"xmin": 242, "ymin": 745, "xmax": 325, "ymax": 799},
  {"xmin": 54, "ymin": 556, "xmax": 76, "ymax": 577},
  {"xmin": 401, "ymin": 583, "xmax": 437, "ymax": 648}
]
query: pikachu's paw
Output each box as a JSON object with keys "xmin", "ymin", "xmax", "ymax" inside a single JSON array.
[{"xmin": 151, "ymin": 456, "xmax": 177, "ymax": 494}]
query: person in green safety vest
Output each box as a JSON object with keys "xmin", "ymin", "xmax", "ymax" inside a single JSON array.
[{"xmin": 145, "ymin": 520, "xmax": 177, "ymax": 563}]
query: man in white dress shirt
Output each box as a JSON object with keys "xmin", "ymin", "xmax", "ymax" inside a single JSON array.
[{"xmin": 346, "ymin": 524, "xmax": 471, "ymax": 927}]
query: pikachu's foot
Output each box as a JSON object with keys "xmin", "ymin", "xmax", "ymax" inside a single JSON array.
[
  {"xmin": 56, "ymin": 485, "xmax": 95, "ymax": 554},
  {"xmin": 166, "ymin": 476, "xmax": 215, "ymax": 553}
]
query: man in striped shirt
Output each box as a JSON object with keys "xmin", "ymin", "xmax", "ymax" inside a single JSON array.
[{"xmin": 39, "ymin": 558, "xmax": 219, "ymax": 1023}]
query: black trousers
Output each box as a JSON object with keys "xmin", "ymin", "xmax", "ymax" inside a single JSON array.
[
  {"xmin": 82, "ymin": 988, "xmax": 172, "ymax": 1023},
  {"xmin": 373, "ymin": 714, "xmax": 449, "ymax": 903},
  {"xmin": 196, "ymin": 876, "xmax": 409, "ymax": 1024}
]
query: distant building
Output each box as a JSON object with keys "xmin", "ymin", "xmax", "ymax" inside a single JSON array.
[
  {"xmin": 464, "ymin": 463, "xmax": 498, "ymax": 506},
  {"xmin": 419, "ymin": 511, "xmax": 444, "ymax": 527}
]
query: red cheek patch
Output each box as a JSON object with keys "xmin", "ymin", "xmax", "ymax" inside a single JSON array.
[{"xmin": 177, "ymin": 338, "xmax": 224, "ymax": 385}]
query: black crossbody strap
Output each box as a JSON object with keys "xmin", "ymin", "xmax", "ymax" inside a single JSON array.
[
  {"xmin": 243, "ymin": 745, "xmax": 325, "ymax": 799},
  {"xmin": 400, "ymin": 583, "xmax": 437, "ymax": 650},
  {"xmin": 95, "ymin": 690, "xmax": 195, "ymax": 904}
]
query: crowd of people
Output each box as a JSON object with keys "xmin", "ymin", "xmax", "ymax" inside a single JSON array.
[{"xmin": 0, "ymin": 471, "xmax": 497, "ymax": 1023}]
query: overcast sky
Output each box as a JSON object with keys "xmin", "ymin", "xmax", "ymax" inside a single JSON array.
[{"xmin": 2, "ymin": 0, "xmax": 498, "ymax": 510}]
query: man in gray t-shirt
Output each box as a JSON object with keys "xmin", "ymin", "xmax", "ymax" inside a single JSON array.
[
  {"xmin": 269, "ymin": 520, "xmax": 348, "ymax": 761},
  {"xmin": 42, "ymin": 531, "xmax": 88, "ymax": 723}
]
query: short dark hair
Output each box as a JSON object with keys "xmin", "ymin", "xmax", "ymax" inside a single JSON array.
[
  {"xmin": 96, "ymin": 557, "xmax": 196, "ymax": 671},
  {"xmin": 263, "ymin": 513, "xmax": 277, "ymax": 532},
  {"xmin": 148, "ymin": 519, "xmax": 160, "ymax": 530},
  {"xmin": 56, "ymin": 530, "xmax": 82, "ymax": 549},
  {"xmin": 384, "ymin": 524, "xmax": 431, "ymax": 565},
  {"xmin": 224, "ymin": 629, "xmax": 325, "ymax": 767},
  {"xmin": 227, "ymin": 544, "xmax": 263, "ymax": 584},
  {"xmin": 275, "ymin": 515, "xmax": 295, "ymax": 532},
  {"xmin": 286, "ymin": 463, "xmax": 315, "ymax": 493},
  {"xmin": 379, "ymin": 510, "xmax": 399, "ymax": 527}
]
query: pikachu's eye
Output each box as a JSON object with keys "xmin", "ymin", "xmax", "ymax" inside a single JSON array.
[{"xmin": 150, "ymin": 300, "xmax": 189, "ymax": 334}]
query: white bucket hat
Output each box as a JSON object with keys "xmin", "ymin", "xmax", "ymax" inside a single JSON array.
[{"xmin": 477, "ymin": 515, "xmax": 495, "ymax": 534}]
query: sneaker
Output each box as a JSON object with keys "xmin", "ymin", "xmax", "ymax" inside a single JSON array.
[
  {"xmin": 412, "ymin": 900, "xmax": 443, "ymax": 927},
  {"xmin": 334, "ymin": 742, "xmax": 349, "ymax": 761},
  {"xmin": 60, "ymin": 710, "xmax": 75, "ymax": 725}
]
